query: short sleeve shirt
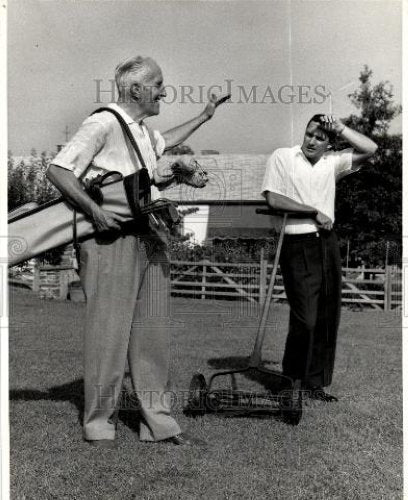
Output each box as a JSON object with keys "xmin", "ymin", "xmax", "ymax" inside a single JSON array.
[
  {"xmin": 50, "ymin": 103, "xmax": 166, "ymax": 200},
  {"xmin": 261, "ymin": 145, "xmax": 353, "ymax": 234}
]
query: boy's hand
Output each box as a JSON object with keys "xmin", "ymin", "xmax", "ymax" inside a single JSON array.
[
  {"xmin": 319, "ymin": 115, "xmax": 345, "ymax": 135},
  {"xmin": 315, "ymin": 210, "xmax": 333, "ymax": 231}
]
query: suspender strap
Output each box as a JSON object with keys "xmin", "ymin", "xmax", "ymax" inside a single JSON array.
[
  {"xmin": 145, "ymin": 125, "xmax": 159, "ymax": 159},
  {"xmin": 91, "ymin": 107, "xmax": 151, "ymax": 171},
  {"xmin": 91, "ymin": 107, "xmax": 152, "ymax": 224}
]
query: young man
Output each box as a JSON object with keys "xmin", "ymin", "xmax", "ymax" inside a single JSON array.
[
  {"xmin": 47, "ymin": 56, "xmax": 227, "ymax": 448},
  {"xmin": 261, "ymin": 114, "xmax": 377, "ymax": 401}
]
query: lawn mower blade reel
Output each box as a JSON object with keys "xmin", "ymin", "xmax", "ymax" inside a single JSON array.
[
  {"xmin": 184, "ymin": 373, "xmax": 208, "ymax": 417},
  {"xmin": 279, "ymin": 379, "xmax": 303, "ymax": 426}
]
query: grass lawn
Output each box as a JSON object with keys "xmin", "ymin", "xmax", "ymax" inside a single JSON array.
[{"xmin": 9, "ymin": 288, "xmax": 402, "ymax": 499}]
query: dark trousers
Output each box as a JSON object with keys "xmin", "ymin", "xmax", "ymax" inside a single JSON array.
[{"xmin": 280, "ymin": 230, "xmax": 342, "ymax": 388}]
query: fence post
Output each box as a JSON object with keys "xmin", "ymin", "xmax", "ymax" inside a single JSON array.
[
  {"xmin": 59, "ymin": 271, "xmax": 69, "ymax": 300},
  {"xmin": 259, "ymin": 249, "xmax": 267, "ymax": 306},
  {"xmin": 32, "ymin": 259, "xmax": 40, "ymax": 293},
  {"xmin": 201, "ymin": 263, "xmax": 206, "ymax": 300},
  {"xmin": 384, "ymin": 265, "xmax": 392, "ymax": 311}
]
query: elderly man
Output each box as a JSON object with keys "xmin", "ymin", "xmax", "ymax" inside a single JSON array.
[
  {"xmin": 47, "ymin": 56, "xmax": 227, "ymax": 448},
  {"xmin": 261, "ymin": 114, "xmax": 377, "ymax": 401}
]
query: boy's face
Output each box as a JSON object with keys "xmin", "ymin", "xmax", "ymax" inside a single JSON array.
[{"xmin": 301, "ymin": 121, "xmax": 330, "ymax": 163}]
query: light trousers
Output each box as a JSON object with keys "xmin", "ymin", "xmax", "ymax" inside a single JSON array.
[{"xmin": 79, "ymin": 230, "xmax": 181, "ymax": 441}]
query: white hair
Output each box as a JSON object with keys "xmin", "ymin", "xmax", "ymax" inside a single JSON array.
[{"xmin": 115, "ymin": 56, "xmax": 156, "ymax": 97}]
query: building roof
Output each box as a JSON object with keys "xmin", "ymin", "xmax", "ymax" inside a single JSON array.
[
  {"xmin": 157, "ymin": 154, "xmax": 269, "ymax": 204},
  {"xmin": 206, "ymin": 203, "xmax": 279, "ymax": 240},
  {"xmin": 157, "ymin": 154, "xmax": 278, "ymax": 240}
]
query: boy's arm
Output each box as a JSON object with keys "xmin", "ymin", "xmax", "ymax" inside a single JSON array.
[
  {"xmin": 265, "ymin": 192, "xmax": 333, "ymax": 231},
  {"xmin": 319, "ymin": 115, "xmax": 378, "ymax": 168}
]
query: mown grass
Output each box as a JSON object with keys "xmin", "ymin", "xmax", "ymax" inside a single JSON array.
[{"xmin": 9, "ymin": 288, "xmax": 402, "ymax": 499}]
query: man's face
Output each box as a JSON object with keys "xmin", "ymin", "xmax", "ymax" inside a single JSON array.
[
  {"xmin": 137, "ymin": 63, "xmax": 167, "ymax": 117},
  {"xmin": 301, "ymin": 121, "xmax": 330, "ymax": 162}
]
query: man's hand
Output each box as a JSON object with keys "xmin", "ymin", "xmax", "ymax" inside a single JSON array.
[
  {"xmin": 91, "ymin": 206, "xmax": 128, "ymax": 233},
  {"xmin": 202, "ymin": 93, "xmax": 231, "ymax": 120},
  {"xmin": 315, "ymin": 211, "xmax": 333, "ymax": 231},
  {"xmin": 162, "ymin": 93, "xmax": 231, "ymax": 151},
  {"xmin": 319, "ymin": 115, "xmax": 345, "ymax": 135},
  {"xmin": 171, "ymin": 159, "xmax": 208, "ymax": 188},
  {"xmin": 152, "ymin": 163, "xmax": 174, "ymax": 187}
]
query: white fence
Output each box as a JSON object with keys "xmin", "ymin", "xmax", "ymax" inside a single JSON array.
[
  {"xmin": 170, "ymin": 260, "xmax": 402, "ymax": 311},
  {"xmin": 10, "ymin": 259, "xmax": 402, "ymax": 311}
]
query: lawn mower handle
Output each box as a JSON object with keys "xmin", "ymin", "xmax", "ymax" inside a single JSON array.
[{"xmin": 255, "ymin": 208, "xmax": 317, "ymax": 219}]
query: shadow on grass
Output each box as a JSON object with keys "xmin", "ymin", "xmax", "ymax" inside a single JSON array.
[{"xmin": 9, "ymin": 378, "xmax": 143, "ymax": 434}]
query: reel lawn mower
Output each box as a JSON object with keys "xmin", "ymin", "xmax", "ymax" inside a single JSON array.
[{"xmin": 184, "ymin": 208, "xmax": 317, "ymax": 425}]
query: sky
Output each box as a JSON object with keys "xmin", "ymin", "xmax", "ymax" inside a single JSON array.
[{"xmin": 7, "ymin": 0, "xmax": 402, "ymax": 156}]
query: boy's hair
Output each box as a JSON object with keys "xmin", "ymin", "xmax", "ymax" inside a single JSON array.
[{"xmin": 306, "ymin": 114, "xmax": 336, "ymax": 143}]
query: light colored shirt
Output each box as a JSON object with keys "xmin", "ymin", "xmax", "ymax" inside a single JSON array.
[
  {"xmin": 50, "ymin": 103, "xmax": 165, "ymax": 200},
  {"xmin": 261, "ymin": 145, "xmax": 353, "ymax": 234}
]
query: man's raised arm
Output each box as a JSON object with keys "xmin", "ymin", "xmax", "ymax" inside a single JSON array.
[{"xmin": 162, "ymin": 93, "xmax": 230, "ymax": 150}]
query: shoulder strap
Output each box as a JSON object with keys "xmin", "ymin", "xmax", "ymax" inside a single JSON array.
[
  {"xmin": 144, "ymin": 124, "xmax": 159, "ymax": 159},
  {"xmin": 91, "ymin": 107, "xmax": 148, "ymax": 170}
]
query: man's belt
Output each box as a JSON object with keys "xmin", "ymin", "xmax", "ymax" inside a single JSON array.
[
  {"xmin": 8, "ymin": 170, "xmax": 180, "ymax": 267},
  {"xmin": 283, "ymin": 230, "xmax": 333, "ymax": 241}
]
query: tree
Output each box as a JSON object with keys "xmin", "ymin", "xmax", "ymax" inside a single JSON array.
[
  {"xmin": 8, "ymin": 151, "xmax": 62, "ymax": 264},
  {"xmin": 335, "ymin": 66, "xmax": 402, "ymax": 266},
  {"xmin": 8, "ymin": 151, "xmax": 58, "ymax": 211},
  {"xmin": 343, "ymin": 65, "xmax": 401, "ymax": 136}
]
